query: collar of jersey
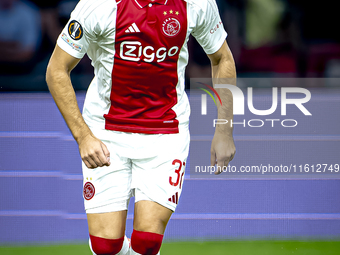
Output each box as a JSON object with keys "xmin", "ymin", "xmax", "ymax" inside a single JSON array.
[{"xmin": 134, "ymin": 0, "xmax": 168, "ymax": 8}]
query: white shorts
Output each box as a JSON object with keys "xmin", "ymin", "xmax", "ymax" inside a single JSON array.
[{"xmin": 82, "ymin": 125, "xmax": 190, "ymax": 213}]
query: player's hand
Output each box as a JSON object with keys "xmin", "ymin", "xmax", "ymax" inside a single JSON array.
[
  {"xmin": 78, "ymin": 133, "xmax": 111, "ymax": 169},
  {"xmin": 210, "ymin": 132, "xmax": 236, "ymax": 175}
]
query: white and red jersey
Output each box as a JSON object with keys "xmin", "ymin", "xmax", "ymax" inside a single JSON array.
[{"xmin": 57, "ymin": 0, "xmax": 227, "ymax": 134}]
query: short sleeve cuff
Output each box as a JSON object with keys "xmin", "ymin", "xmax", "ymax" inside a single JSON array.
[
  {"xmin": 203, "ymin": 31, "xmax": 228, "ymax": 55},
  {"xmin": 57, "ymin": 33, "xmax": 85, "ymax": 59}
]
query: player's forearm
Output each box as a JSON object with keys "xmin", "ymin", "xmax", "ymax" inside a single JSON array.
[
  {"xmin": 46, "ymin": 67, "xmax": 91, "ymax": 143},
  {"xmin": 212, "ymin": 46, "xmax": 236, "ymax": 135}
]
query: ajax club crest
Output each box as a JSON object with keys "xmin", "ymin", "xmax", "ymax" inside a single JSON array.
[
  {"xmin": 162, "ymin": 17, "xmax": 181, "ymax": 37},
  {"xmin": 83, "ymin": 182, "xmax": 95, "ymax": 200}
]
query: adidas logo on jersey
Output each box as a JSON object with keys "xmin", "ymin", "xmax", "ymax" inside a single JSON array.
[
  {"xmin": 168, "ymin": 192, "xmax": 179, "ymax": 204},
  {"xmin": 125, "ymin": 23, "xmax": 140, "ymax": 33}
]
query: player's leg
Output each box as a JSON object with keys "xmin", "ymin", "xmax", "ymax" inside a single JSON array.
[
  {"xmin": 130, "ymin": 200, "xmax": 172, "ymax": 255},
  {"xmin": 129, "ymin": 127, "xmax": 190, "ymax": 255},
  {"xmin": 83, "ymin": 176, "xmax": 132, "ymax": 255},
  {"xmin": 82, "ymin": 129, "xmax": 133, "ymax": 255},
  {"xmin": 88, "ymin": 211, "xmax": 130, "ymax": 255}
]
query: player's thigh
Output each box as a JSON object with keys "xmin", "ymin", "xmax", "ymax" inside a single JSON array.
[
  {"xmin": 132, "ymin": 128, "xmax": 190, "ymax": 234},
  {"xmin": 87, "ymin": 210, "xmax": 127, "ymax": 239},
  {"xmin": 132, "ymin": 127, "xmax": 189, "ymax": 213},
  {"xmin": 83, "ymin": 128, "xmax": 132, "ymax": 239},
  {"xmin": 133, "ymin": 200, "xmax": 172, "ymax": 235}
]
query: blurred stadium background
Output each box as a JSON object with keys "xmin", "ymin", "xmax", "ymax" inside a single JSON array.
[{"xmin": 1, "ymin": 0, "xmax": 340, "ymax": 254}]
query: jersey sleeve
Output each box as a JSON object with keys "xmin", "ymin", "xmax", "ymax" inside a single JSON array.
[
  {"xmin": 57, "ymin": 14, "xmax": 91, "ymax": 58},
  {"xmin": 191, "ymin": 0, "xmax": 227, "ymax": 55},
  {"xmin": 56, "ymin": 0, "xmax": 115, "ymax": 59}
]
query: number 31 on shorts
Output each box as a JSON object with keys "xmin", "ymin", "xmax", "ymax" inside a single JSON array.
[{"xmin": 169, "ymin": 159, "xmax": 185, "ymax": 189}]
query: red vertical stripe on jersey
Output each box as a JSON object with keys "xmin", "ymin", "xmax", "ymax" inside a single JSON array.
[{"xmin": 104, "ymin": 0, "xmax": 187, "ymax": 134}]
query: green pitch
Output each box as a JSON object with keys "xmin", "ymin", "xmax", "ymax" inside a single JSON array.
[{"xmin": 0, "ymin": 240, "xmax": 339, "ymax": 255}]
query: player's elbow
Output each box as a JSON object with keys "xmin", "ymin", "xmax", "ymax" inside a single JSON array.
[
  {"xmin": 226, "ymin": 57, "xmax": 237, "ymax": 78},
  {"xmin": 45, "ymin": 63, "xmax": 56, "ymax": 90},
  {"xmin": 46, "ymin": 62, "xmax": 66, "ymax": 91}
]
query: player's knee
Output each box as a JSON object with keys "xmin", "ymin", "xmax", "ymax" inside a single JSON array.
[
  {"xmin": 131, "ymin": 230, "xmax": 163, "ymax": 255},
  {"xmin": 90, "ymin": 235, "xmax": 124, "ymax": 255}
]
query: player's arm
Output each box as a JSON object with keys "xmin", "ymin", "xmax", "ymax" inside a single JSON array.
[
  {"xmin": 46, "ymin": 45, "xmax": 110, "ymax": 169},
  {"xmin": 207, "ymin": 40, "xmax": 236, "ymax": 174}
]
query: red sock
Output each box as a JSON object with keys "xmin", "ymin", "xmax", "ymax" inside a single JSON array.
[
  {"xmin": 131, "ymin": 230, "xmax": 163, "ymax": 255},
  {"xmin": 90, "ymin": 235, "xmax": 124, "ymax": 255}
]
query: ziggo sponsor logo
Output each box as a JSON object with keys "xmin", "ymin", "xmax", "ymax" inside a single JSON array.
[{"xmin": 120, "ymin": 41, "xmax": 179, "ymax": 63}]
